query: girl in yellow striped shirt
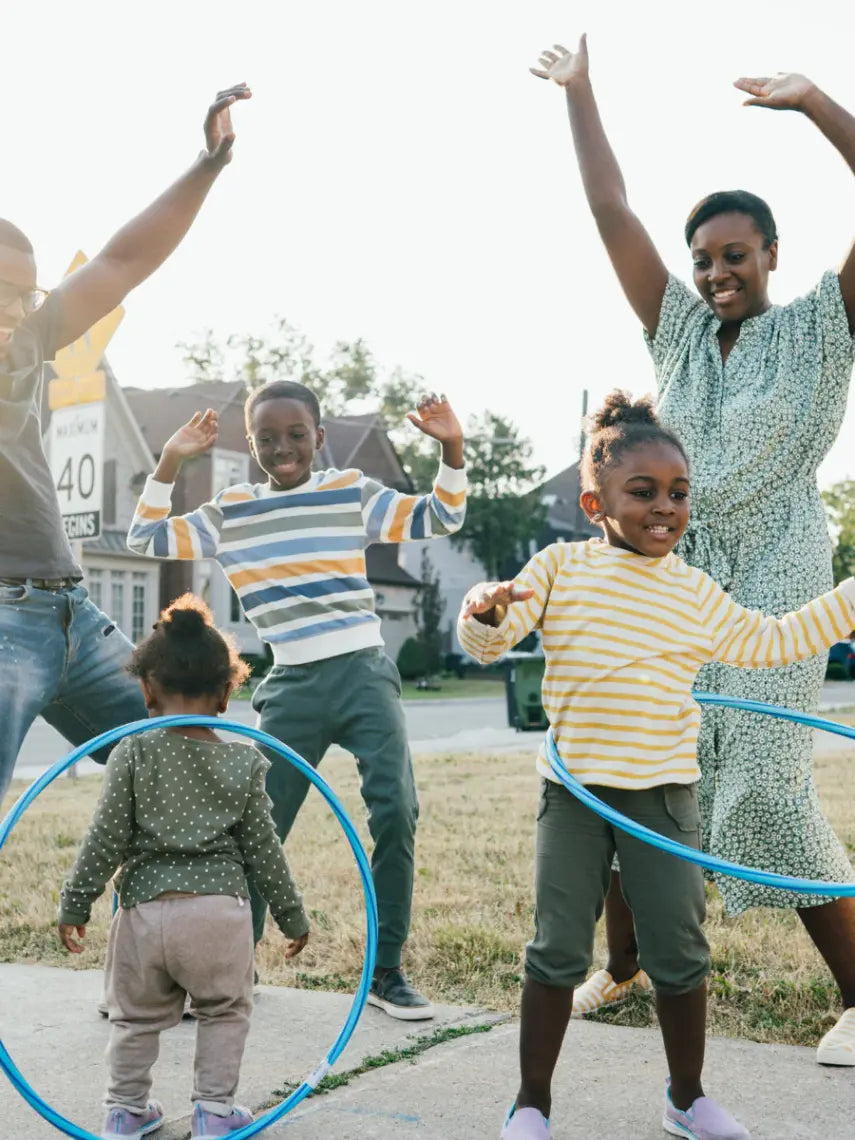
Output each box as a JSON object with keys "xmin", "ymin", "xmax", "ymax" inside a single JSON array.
[{"xmin": 458, "ymin": 392, "xmax": 855, "ymax": 1140}]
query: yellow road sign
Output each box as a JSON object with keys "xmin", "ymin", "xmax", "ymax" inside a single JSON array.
[
  {"xmin": 49, "ymin": 251, "xmax": 124, "ymax": 403},
  {"xmin": 48, "ymin": 370, "xmax": 106, "ymax": 410}
]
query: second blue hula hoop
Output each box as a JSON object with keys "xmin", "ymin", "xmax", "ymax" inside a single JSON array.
[
  {"xmin": 546, "ymin": 693, "xmax": 855, "ymax": 897},
  {"xmin": 0, "ymin": 715, "xmax": 379, "ymax": 1140}
]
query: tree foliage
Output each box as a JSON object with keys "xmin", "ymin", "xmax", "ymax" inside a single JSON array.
[
  {"xmin": 456, "ymin": 411, "xmax": 546, "ymax": 580},
  {"xmin": 178, "ymin": 323, "xmax": 545, "ymax": 561},
  {"xmin": 822, "ymin": 479, "xmax": 855, "ymax": 585},
  {"xmin": 178, "ymin": 319, "xmax": 438, "ymax": 487},
  {"xmin": 415, "ymin": 549, "xmax": 445, "ymax": 674}
]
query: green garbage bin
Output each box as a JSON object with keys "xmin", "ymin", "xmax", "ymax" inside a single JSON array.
[{"xmin": 505, "ymin": 652, "xmax": 548, "ymax": 731}]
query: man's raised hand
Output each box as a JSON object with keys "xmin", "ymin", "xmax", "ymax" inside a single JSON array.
[{"xmin": 204, "ymin": 83, "xmax": 253, "ymax": 170}]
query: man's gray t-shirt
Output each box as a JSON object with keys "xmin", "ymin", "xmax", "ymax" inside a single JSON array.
[{"xmin": 0, "ymin": 295, "xmax": 81, "ymax": 579}]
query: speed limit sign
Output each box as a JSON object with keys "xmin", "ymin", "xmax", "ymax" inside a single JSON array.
[{"xmin": 49, "ymin": 400, "xmax": 104, "ymax": 540}]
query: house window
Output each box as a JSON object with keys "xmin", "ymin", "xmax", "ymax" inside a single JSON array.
[
  {"xmin": 230, "ymin": 588, "xmax": 249, "ymax": 624},
  {"xmin": 110, "ymin": 574, "xmax": 125, "ymax": 629},
  {"xmin": 87, "ymin": 568, "xmax": 103, "ymax": 610},
  {"xmin": 212, "ymin": 450, "xmax": 250, "ymax": 495},
  {"xmin": 132, "ymin": 572, "xmax": 147, "ymax": 643}
]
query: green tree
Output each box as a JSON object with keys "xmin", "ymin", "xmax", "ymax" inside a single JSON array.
[
  {"xmin": 177, "ymin": 324, "xmax": 542, "ymax": 534},
  {"xmin": 822, "ymin": 479, "xmax": 855, "ymax": 584},
  {"xmin": 177, "ymin": 319, "xmax": 375, "ymax": 415},
  {"xmin": 457, "ymin": 412, "xmax": 546, "ymax": 580},
  {"xmin": 415, "ymin": 549, "xmax": 445, "ymax": 674}
]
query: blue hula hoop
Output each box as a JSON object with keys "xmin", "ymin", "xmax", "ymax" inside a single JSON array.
[
  {"xmin": 0, "ymin": 715, "xmax": 379, "ymax": 1140},
  {"xmin": 545, "ymin": 693, "xmax": 855, "ymax": 896}
]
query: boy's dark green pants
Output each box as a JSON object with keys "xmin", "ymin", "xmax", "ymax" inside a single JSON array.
[{"xmin": 248, "ymin": 647, "xmax": 418, "ymax": 969}]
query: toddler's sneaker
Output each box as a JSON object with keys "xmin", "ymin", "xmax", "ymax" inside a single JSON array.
[
  {"xmin": 663, "ymin": 1084, "xmax": 750, "ymax": 1139},
  {"xmin": 102, "ymin": 1100, "xmax": 164, "ymax": 1139},
  {"xmin": 571, "ymin": 967, "xmax": 652, "ymax": 1018},
  {"xmin": 190, "ymin": 1104, "xmax": 254, "ymax": 1137},
  {"xmin": 500, "ymin": 1104, "xmax": 550, "ymax": 1139},
  {"xmin": 816, "ymin": 1007, "xmax": 855, "ymax": 1065}
]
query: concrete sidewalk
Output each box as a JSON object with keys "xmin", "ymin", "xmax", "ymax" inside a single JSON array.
[
  {"xmin": 2, "ymin": 965, "xmax": 852, "ymax": 1139},
  {"xmin": 0, "ymin": 965, "xmax": 504, "ymax": 1139}
]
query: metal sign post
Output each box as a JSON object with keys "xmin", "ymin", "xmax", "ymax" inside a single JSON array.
[{"xmin": 46, "ymin": 252, "xmax": 124, "ymax": 775}]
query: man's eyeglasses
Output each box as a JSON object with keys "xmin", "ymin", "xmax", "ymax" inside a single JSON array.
[{"xmin": 0, "ymin": 280, "xmax": 49, "ymax": 314}]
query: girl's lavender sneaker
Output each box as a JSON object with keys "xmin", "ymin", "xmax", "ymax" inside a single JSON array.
[
  {"xmin": 190, "ymin": 1104, "xmax": 254, "ymax": 1138},
  {"xmin": 500, "ymin": 1104, "xmax": 551, "ymax": 1138},
  {"xmin": 663, "ymin": 1084, "xmax": 750, "ymax": 1140},
  {"xmin": 102, "ymin": 1100, "xmax": 164, "ymax": 1139}
]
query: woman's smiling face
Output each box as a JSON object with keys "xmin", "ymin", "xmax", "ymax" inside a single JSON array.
[{"xmin": 690, "ymin": 211, "xmax": 777, "ymax": 323}]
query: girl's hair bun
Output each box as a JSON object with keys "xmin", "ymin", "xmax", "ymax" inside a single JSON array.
[
  {"xmin": 156, "ymin": 594, "xmax": 214, "ymax": 639},
  {"xmin": 588, "ymin": 390, "xmax": 658, "ymax": 432},
  {"xmin": 130, "ymin": 592, "xmax": 251, "ymax": 697},
  {"xmin": 581, "ymin": 389, "xmax": 688, "ymax": 492}
]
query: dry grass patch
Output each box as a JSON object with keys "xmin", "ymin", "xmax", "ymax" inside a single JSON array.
[{"xmin": 2, "ymin": 746, "xmax": 853, "ymax": 1046}]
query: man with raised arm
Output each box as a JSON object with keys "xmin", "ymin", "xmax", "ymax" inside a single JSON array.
[{"xmin": 0, "ymin": 83, "xmax": 251, "ymax": 802}]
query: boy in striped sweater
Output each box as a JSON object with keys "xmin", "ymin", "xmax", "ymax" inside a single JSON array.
[
  {"xmin": 128, "ymin": 379, "xmax": 466, "ymax": 1020},
  {"xmin": 458, "ymin": 391, "xmax": 855, "ymax": 1140}
]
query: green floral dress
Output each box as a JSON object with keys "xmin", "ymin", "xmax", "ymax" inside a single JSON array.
[{"xmin": 649, "ymin": 271, "xmax": 855, "ymax": 913}]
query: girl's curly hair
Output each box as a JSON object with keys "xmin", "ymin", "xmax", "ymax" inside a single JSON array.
[
  {"xmin": 580, "ymin": 390, "xmax": 688, "ymax": 491},
  {"xmin": 128, "ymin": 593, "xmax": 251, "ymax": 697}
]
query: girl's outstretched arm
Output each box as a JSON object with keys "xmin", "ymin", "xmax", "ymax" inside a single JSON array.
[
  {"xmin": 531, "ymin": 36, "xmax": 669, "ymax": 336},
  {"xmin": 736, "ymin": 73, "xmax": 855, "ymax": 331}
]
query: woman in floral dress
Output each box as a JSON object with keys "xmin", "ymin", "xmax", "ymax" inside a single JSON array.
[{"xmin": 532, "ymin": 37, "xmax": 855, "ymax": 1062}]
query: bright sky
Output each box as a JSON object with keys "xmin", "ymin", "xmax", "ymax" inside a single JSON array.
[{"xmin": 9, "ymin": 1, "xmax": 855, "ymax": 484}]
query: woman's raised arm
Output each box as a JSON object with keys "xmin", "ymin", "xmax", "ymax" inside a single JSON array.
[{"xmin": 532, "ymin": 36, "xmax": 669, "ymax": 336}]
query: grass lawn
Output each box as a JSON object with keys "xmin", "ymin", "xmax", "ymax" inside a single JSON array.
[
  {"xmin": 2, "ymin": 746, "xmax": 853, "ymax": 1048},
  {"xmin": 230, "ymin": 676, "xmax": 507, "ymax": 703},
  {"xmin": 399, "ymin": 677, "xmax": 506, "ymax": 701}
]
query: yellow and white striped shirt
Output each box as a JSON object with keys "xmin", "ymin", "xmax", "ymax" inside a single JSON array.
[{"xmin": 458, "ymin": 540, "xmax": 855, "ymax": 789}]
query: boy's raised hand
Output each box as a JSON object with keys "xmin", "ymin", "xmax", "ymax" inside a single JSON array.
[
  {"xmin": 461, "ymin": 581, "xmax": 535, "ymax": 624},
  {"xmin": 407, "ymin": 393, "xmax": 465, "ymax": 469},
  {"xmin": 163, "ymin": 409, "xmax": 220, "ymax": 459},
  {"xmin": 407, "ymin": 393, "xmax": 463, "ymax": 443},
  {"xmin": 153, "ymin": 408, "xmax": 220, "ymax": 483},
  {"xmin": 58, "ymin": 922, "xmax": 86, "ymax": 954}
]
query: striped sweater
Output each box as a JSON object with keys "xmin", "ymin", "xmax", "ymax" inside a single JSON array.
[
  {"xmin": 127, "ymin": 463, "xmax": 466, "ymax": 665},
  {"xmin": 458, "ymin": 540, "xmax": 855, "ymax": 789}
]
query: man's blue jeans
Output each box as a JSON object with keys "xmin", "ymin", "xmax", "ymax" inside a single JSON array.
[{"xmin": 0, "ymin": 582, "xmax": 147, "ymax": 801}]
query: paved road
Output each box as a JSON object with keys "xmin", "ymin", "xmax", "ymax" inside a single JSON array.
[
  {"xmin": 12, "ymin": 696, "xmax": 519, "ymax": 782},
  {"xmin": 12, "ymin": 682, "xmax": 855, "ymax": 783}
]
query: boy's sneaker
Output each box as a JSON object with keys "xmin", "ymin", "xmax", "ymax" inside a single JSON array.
[
  {"xmin": 816, "ymin": 1007, "xmax": 855, "ymax": 1065},
  {"xmin": 102, "ymin": 1100, "xmax": 164, "ymax": 1139},
  {"xmin": 663, "ymin": 1084, "xmax": 750, "ymax": 1139},
  {"xmin": 500, "ymin": 1104, "xmax": 550, "ymax": 1138},
  {"xmin": 367, "ymin": 968, "xmax": 434, "ymax": 1021},
  {"xmin": 190, "ymin": 1104, "xmax": 253, "ymax": 1137},
  {"xmin": 570, "ymin": 967, "xmax": 652, "ymax": 1018}
]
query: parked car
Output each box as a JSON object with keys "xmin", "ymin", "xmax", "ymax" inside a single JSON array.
[{"xmin": 826, "ymin": 639, "xmax": 855, "ymax": 680}]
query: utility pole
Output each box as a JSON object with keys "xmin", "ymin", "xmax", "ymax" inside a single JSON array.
[{"xmin": 573, "ymin": 388, "xmax": 589, "ymax": 541}]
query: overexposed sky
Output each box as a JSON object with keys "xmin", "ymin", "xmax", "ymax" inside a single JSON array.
[{"xmin": 9, "ymin": 1, "xmax": 855, "ymax": 484}]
